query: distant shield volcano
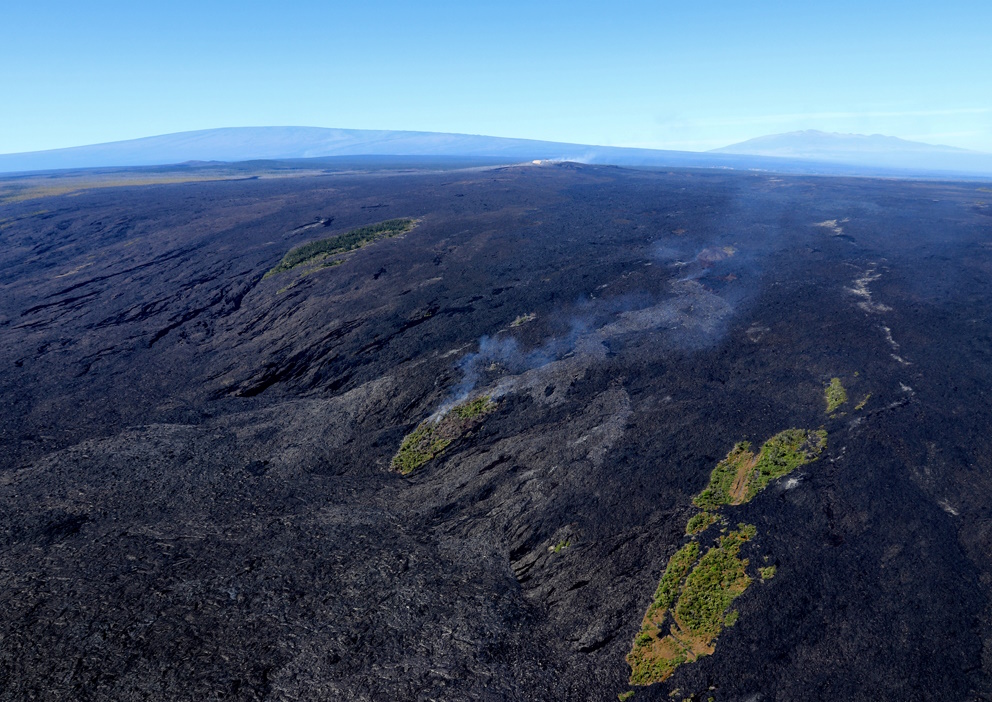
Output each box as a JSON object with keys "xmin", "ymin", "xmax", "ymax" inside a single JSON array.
[{"xmin": 3, "ymin": 126, "xmax": 992, "ymax": 177}]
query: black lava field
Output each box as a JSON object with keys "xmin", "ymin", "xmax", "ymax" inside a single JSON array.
[{"xmin": 2, "ymin": 161, "xmax": 992, "ymax": 701}]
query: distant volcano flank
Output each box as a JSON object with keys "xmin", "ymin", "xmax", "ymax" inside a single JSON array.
[
  {"xmin": 3, "ymin": 126, "xmax": 991, "ymax": 177},
  {"xmin": 711, "ymin": 129, "xmax": 992, "ymax": 173}
]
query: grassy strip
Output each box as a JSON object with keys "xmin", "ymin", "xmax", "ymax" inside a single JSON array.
[
  {"xmin": 674, "ymin": 525, "xmax": 755, "ymax": 637},
  {"xmin": 390, "ymin": 423, "xmax": 453, "ymax": 475},
  {"xmin": 628, "ymin": 543, "xmax": 701, "ymax": 685},
  {"xmin": 825, "ymin": 377, "xmax": 847, "ymax": 413},
  {"xmin": 265, "ymin": 217, "xmax": 416, "ymax": 277},
  {"xmin": 693, "ymin": 429, "xmax": 827, "ymax": 509},
  {"xmin": 627, "ymin": 527, "xmax": 756, "ymax": 686},
  {"xmin": 628, "ymin": 427, "xmax": 827, "ymax": 686},
  {"xmin": 692, "ymin": 443, "xmax": 753, "ymax": 510},
  {"xmin": 685, "ymin": 511, "xmax": 718, "ymax": 536},
  {"xmin": 649, "ymin": 543, "xmax": 700, "ymax": 618},
  {"xmin": 745, "ymin": 429, "xmax": 827, "ymax": 500},
  {"xmin": 451, "ymin": 396, "xmax": 494, "ymax": 420},
  {"xmin": 391, "ymin": 396, "xmax": 495, "ymax": 475}
]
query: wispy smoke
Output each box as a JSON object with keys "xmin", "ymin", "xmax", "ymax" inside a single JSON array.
[
  {"xmin": 451, "ymin": 335, "xmax": 557, "ymax": 403},
  {"xmin": 445, "ymin": 261, "xmax": 739, "ymax": 407},
  {"xmin": 670, "ymin": 246, "xmax": 737, "ymax": 282},
  {"xmin": 444, "ymin": 313, "xmax": 594, "ymax": 406},
  {"xmin": 531, "ymin": 152, "xmax": 599, "ymax": 165}
]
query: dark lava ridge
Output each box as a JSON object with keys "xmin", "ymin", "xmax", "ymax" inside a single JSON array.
[{"xmin": 1, "ymin": 161, "xmax": 991, "ymax": 700}]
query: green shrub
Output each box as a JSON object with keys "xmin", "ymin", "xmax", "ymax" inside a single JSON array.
[
  {"xmin": 266, "ymin": 217, "xmax": 416, "ymax": 277},
  {"xmin": 686, "ymin": 511, "xmax": 718, "ymax": 536},
  {"xmin": 390, "ymin": 395, "xmax": 495, "ymax": 475},
  {"xmin": 825, "ymin": 377, "xmax": 848, "ymax": 413},
  {"xmin": 629, "ymin": 425, "xmax": 827, "ymax": 686},
  {"xmin": 452, "ymin": 396, "xmax": 495, "ymax": 420},
  {"xmin": 390, "ymin": 422, "xmax": 452, "ymax": 475},
  {"xmin": 746, "ymin": 429, "xmax": 827, "ymax": 499},
  {"xmin": 673, "ymin": 527, "xmax": 754, "ymax": 637},
  {"xmin": 692, "ymin": 443, "xmax": 752, "ymax": 509},
  {"xmin": 649, "ymin": 542, "xmax": 700, "ymax": 616},
  {"xmin": 694, "ymin": 430, "xmax": 826, "ymax": 508}
]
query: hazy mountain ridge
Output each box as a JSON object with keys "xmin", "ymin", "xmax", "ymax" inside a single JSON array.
[
  {"xmin": 3, "ymin": 126, "xmax": 991, "ymax": 177},
  {"xmin": 713, "ymin": 129, "xmax": 979, "ymax": 155},
  {"xmin": 712, "ymin": 129, "xmax": 992, "ymax": 173},
  {"xmin": 0, "ymin": 127, "xmax": 584, "ymax": 171},
  {"xmin": 0, "ymin": 127, "xmax": 678, "ymax": 173}
]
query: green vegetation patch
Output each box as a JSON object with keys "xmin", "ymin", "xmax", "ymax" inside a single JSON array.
[
  {"xmin": 618, "ymin": 692, "xmax": 635, "ymax": 701},
  {"xmin": 692, "ymin": 442, "xmax": 753, "ymax": 510},
  {"xmin": 745, "ymin": 429, "xmax": 827, "ymax": 500},
  {"xmin": 627, "ymin": 425, "xmax": 828, "ymax": 686},
  {"xmin": 390, "ymin": 422, "xmax": 452, "ymax": 475},
  {"xmin": 674, "ymin": 526, "xmax": 755, "ymax": 637},
  {"xmin": 685, "ymin": 511, "xmax": 718, "ymax": 536},
  {"xmin": 649, "ymin": 542, "xmax": 700, "ymax": 618},
  {"xmin": 825, "ymin": 377, "xmax": 848, "ymax": 413},
  {"xmin": 266, "ymin": 217, "xmax": 416, "ymax": 277},
  {"xmin": 451, "ymin": 395, "xmax": 495, "ymax": 420},
  {"xmin": 854, "ymin": 393, "xmax": 871, "ymax": 411},
  {"xmin": 627, "ymin": 526, "xmax": 756, "ymax": 686},
  {"xmin": 693, "ymin": 429, "xmax": 827, "ymax": 509},
  {"xmin": 390, "ymin": 395, "xmax": 495, "ymax": 475}
]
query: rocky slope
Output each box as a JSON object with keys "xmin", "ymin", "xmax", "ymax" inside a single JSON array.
[{"xmin": 1, "ymin": 161, "xmax": 991, "ymax": 700}]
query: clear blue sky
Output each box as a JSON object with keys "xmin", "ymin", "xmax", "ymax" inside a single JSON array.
[{"xmin": 3, "ymin": 0, "xmax": 991, "ymax": 154}]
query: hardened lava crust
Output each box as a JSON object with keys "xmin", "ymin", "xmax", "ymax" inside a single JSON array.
[{"xmin": 1, "ymin": 161, "xmax": 991, "ymax": 700}]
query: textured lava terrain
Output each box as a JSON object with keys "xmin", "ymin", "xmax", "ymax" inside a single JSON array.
[{"xmin": 2, "ymin": 162, "xmax": 992, "ymax": 701}]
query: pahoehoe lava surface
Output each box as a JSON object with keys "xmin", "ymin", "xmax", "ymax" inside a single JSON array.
[{"xmin": 2, "ymin": 161, "xmax": 992, "ymax": 700}]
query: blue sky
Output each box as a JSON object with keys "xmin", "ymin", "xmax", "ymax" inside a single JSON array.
[{"xmin": 3, "ymin": 0, "xmax": 990, "ymax": 154}]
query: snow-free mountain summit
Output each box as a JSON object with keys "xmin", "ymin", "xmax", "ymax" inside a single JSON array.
[
  {"xmin": 2, "ymin": 126, "xmax": 991, "ymax": 177},
  {"xmin": 712, "ymin": 129, "xmax": 992, "ymax": 173}
]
